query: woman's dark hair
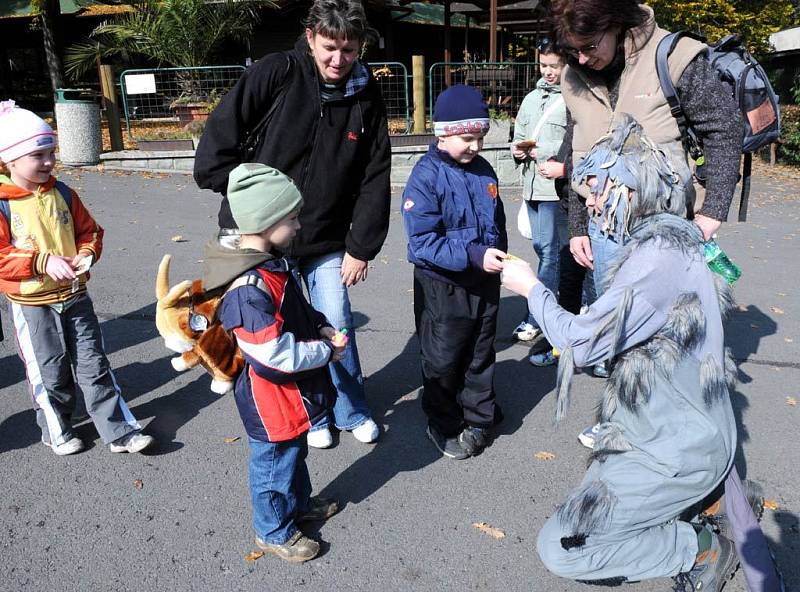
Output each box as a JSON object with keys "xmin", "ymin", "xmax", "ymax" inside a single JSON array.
[
  {"xmin": 537, "ymin": 36, "xmax": 563, "ymax": 58},
  {"xmin": 548, "ymin": 0, "xmax": 647, "ymax": 42},
  {"xmin": 303, "ymin": 0, "xmax": 379, "ymax": 45}
]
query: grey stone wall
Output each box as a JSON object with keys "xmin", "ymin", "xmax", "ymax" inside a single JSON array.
[
  {"xmin": 99, "ymin": 144, "xmax": 523, "ymax": 189},
  {"xmin": 390, "ymin": 143, "xmax": 519, "ymax": 188}
]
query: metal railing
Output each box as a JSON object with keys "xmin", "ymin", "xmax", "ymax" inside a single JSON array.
[
  {"xmin": 369, "ymin": 61, "xmax": 411, "ymax": 134},
  {"xmin": 119, "ymin": 65, "xmax": 246, "ymax": 142},
  {"xmin": 428, "ymin": 62, "xmax": 540, "ymax": 123}
]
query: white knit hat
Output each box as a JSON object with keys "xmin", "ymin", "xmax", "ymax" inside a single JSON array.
[{"xmin": 0, "ymin": 100, "xmax": 57, "ymax": 163}]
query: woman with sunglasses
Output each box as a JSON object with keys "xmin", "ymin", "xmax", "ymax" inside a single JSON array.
[{"xmin": 549, "ymin": 0, "xmax": 744, "ymax": 447}]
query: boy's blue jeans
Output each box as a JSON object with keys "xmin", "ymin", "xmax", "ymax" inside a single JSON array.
[
  {"xmin": 248, "ymin": 436, "xmax": 311, "ymax": 544},
  {"xmin": 295, "ymin": 251, "xmax": 372, "ymax": 432},
  {"xmin": 524, "ymin": 201, "xmax": 568, "ymax": 327}
]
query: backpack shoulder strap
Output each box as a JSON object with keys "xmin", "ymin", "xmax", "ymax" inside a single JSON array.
[
  {"xmin": 0, "ymin": 181, "xmax": 72, "ymax": 222},
  {"xmin": 656, "ymin": 31, "xmax": 705, "ymax": 157},
  {"xmin": 225, "ymin": 273, "xmax": 269, "ymax": 295},
  {"xmin": 246, "ymin": 53, "xmax": 295, "ymax": 148},
  {"xmin": 54, "ymin": 180, "xmax": 73, "ymax": 210}
]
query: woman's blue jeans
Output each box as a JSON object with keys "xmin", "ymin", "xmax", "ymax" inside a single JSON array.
[
  {"xmin": 525, "ymin": 200, "xmax": 568, "ymax": 326},
  {"xmin": 587, "ymin": 207, "xmax": 627, "ymax": 297},
  {"xmin": 248, "ymin": 436, "xmax": 311, "ymax": 544},
  {"xmin": 295, "ymin": 251, "xmax": 372, "ymax": 432}
]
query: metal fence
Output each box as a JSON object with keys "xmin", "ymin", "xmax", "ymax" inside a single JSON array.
[
  {"xmin": 119, "ymin": 65, "xmax": 246, "ymax": 142},
  {"xmin": 369, "ymin": 62, "xmax": 411, "ymax": 134},
  {"xmin": 119, "ymin": 62, "xmax": 412, "ymax": 140},
  {"xmin": 428, "ymin": 62, "xmax": 539, "ymax": 123}
]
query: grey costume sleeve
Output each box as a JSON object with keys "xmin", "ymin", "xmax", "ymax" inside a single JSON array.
[
  {"xmin": 526, "ymin": 257, "xmax": 668, "ymax": 367},
  {"xmin": 676, "ymin": 56, "xmax": 744, "ymax": 222}
]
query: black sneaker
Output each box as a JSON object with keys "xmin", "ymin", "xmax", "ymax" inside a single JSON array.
[
  {"xmin": 426, "ymin": 425, "xmax": 470, "ymax": 460},
  {"xmin": 701, "ymin": 479, "xmax": 764, "ymax": 540},
  {"xmin": 672, "ymin": 531, "xmax": 739, "ymax": 592},
  {"xmin": 458, "ymin": 426, "xmax": 491, "ymax": 456}
]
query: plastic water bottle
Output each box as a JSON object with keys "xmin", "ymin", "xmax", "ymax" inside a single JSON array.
[{"xmin": 704, "ymin": 239, "xmax": 741, "ymax": 284}]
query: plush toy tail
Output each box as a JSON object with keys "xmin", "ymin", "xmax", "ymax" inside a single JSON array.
[{"xmin": 156, "ymin": 254, "xmax": 172, "ymax": 300}]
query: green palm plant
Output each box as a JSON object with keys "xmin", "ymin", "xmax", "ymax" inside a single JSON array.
[{"xmin": 64, "ymin": 0, "xmax": 268, "ymax": 79}]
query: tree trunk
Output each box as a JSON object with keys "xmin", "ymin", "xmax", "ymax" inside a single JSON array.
[{"xmin": 40, "ymin": 0, "xmax": 64, "ymax": 93}]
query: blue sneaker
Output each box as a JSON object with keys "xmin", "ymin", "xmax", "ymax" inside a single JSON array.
[{"xmin": 529, "ymin": 349, "xmax": 559, "ymax": 366}]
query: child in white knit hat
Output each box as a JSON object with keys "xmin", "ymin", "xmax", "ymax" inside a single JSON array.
[{"xmin": 0, "ymin": 99, "xmax": 155, "ymax": 455}]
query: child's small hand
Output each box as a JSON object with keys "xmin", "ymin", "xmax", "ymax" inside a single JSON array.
[
  {"xmin": 319, "ymin": 326, "xmax": 337, "ymax": 340},
  {"xmin": 330, "ymin": 342, "xmax": 346, "ymax": 362},
  {"xmin": 483, "ymin": 248, "xmax": 506, "ymax": 273},
  {"xmin": 45, "ymin": 255, "xmax": 77, "ymax": 281},
  {"xmin": 71, "ymin": 251, "xmax": 93, "ymax": 273}
]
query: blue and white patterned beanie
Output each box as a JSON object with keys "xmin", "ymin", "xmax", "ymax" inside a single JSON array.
[{"xmin": 433, "ymin": 85, "xmax": 490, "ymax": 137}]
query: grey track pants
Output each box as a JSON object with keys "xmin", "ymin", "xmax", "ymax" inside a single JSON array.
[{"xmin": 11, "ymin": 294, "xmax": 140, "ymax": 446}]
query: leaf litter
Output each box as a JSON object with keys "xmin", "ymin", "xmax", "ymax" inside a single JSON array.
[{"xmin": 472, "ymin": 522, "xmax": 505, "ymax": 539}]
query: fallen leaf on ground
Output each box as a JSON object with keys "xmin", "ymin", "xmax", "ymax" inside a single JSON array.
[
  {"xmin": 171, "ymin": 235, "xmax": 187, "ymax": 243},
  {"xmin": 223, "ymin": 437, "xmax": 240, "ymax": 443},
  {"xmin": 764, "ymin": 499, "xmax": 779, "ymax": 511},
  {"xmin": 133, "ymin": 479, "xmax": 143, "ymax": 490},
  {"xmin": 534, "ymin": 451, "xmax": 556, "ymax": 461},
  {"xmin": 787, "ymin": 397, "xmax": 797, "ymax": 406},
  {"xmin": 473, "ymin": 522, "xmax": 505, "ymax": 539},
  {"xmin": 245, "ymin": 551, "xmax": 265, "ymax": 562},
  {"xmin": 770, "ymin": 307, "xmax": 785, "ymax": 315}
]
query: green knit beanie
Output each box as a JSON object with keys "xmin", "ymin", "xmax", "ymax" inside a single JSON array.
[{"xmin": 226, "ymin": 163, "xmax": 304, "ymax": 234}]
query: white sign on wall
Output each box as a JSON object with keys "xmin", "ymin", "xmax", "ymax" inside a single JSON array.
[{"xmin": 125, "ymin": 74, "xmax": 157, "ymax": 95}]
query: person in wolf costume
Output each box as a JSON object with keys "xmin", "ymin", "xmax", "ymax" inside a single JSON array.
[{"xmin": 501, "ymin": 114, "xmax": 783, "ymax": 591}]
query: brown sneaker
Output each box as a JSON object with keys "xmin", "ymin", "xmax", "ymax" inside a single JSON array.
[
  {"xmin": 255, "ymin": 531, "xmax": 320, "ymax": 563},
  {"xmin": 297, "ymin": 496, "xmax": 339, "ymax": 522}
]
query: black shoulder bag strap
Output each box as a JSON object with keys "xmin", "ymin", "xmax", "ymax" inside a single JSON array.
[
  {"xmin": 239, "ymin": 53, "xmax": 294, "ymax": 162},
  {"xmin": 655, "ymin": 31, "xmax": 705, "ymax": 161}
]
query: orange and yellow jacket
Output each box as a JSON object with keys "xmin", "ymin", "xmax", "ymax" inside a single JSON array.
[{"xmin": 0, "ymin": 175, "xmax": 103, "ymax": 305}]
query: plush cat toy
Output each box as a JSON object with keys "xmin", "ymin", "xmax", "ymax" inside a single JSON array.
[{"xmin": 155, "ymin": 254, "xmax": 243, "ymax": 394}]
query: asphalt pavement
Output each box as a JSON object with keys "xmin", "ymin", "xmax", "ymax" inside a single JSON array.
[{"xmin": 0, "ymin": 165, "xmax": 797, "ymax": 592}]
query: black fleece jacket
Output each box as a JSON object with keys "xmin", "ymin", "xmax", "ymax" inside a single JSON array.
[{"xmin": 193, "ymin": 39, "xmax": 391, "ymax": 262}]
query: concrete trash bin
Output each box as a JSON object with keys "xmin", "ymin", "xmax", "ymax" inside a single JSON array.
[{"xmin": 54, "ymin": 88, "xmax": 102, "ymax": 166}]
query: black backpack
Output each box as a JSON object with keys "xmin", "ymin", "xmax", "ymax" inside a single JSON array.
[{"xmin": 656, "ymin": 32, "xmax": 781, "ymax": 221}]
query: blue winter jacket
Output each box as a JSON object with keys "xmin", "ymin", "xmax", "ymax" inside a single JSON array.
[{"xmin": 401, "ymin": 144, "xmax": 507, "ymax": 288}]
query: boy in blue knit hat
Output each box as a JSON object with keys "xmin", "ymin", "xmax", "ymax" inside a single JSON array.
[{"xmin": 401, "ymin": 85, "xmax": 508, "ymax": 460}]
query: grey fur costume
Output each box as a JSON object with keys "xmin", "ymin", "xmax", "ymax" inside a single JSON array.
[{"xmin": 532, "ymin": 115, "xmax": 739, "ymax": 582}]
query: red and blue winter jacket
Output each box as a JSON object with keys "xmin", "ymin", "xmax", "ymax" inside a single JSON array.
[{"xmin": 218, "ymin": 258, "xmax": 336, "ymax": 442}]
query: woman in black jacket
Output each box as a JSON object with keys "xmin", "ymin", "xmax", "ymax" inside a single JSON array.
[{"xmin": 194, "ymin": 0, "xmax": 390, "ymax": 449}]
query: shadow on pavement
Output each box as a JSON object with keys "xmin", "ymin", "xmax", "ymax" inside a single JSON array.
[
  {"xmin": 319, "ymin": 308, "xmax": 556, "ymax": 505},
  {"xmin": 725, "ymin": 305, "xmax": 778, "ymax": 383},
  {"xmin": 769, "ymin": 509, "xmax": 799, "ymax": 590}
]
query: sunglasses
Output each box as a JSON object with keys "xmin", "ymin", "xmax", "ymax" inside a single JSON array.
[{"xmin": 563, "ymin": 32, "xmax": 606, "ymax": 58}]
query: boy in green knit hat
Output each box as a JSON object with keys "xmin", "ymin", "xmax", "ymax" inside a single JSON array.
[{"xmin": 204, "ymin": 163, "xmax": 344, "ymax": 562}]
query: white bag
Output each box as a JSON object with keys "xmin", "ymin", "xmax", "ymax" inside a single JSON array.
[{"xmin": 517, "ymin": 200, "xmax": 532, "ymax": 239}]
